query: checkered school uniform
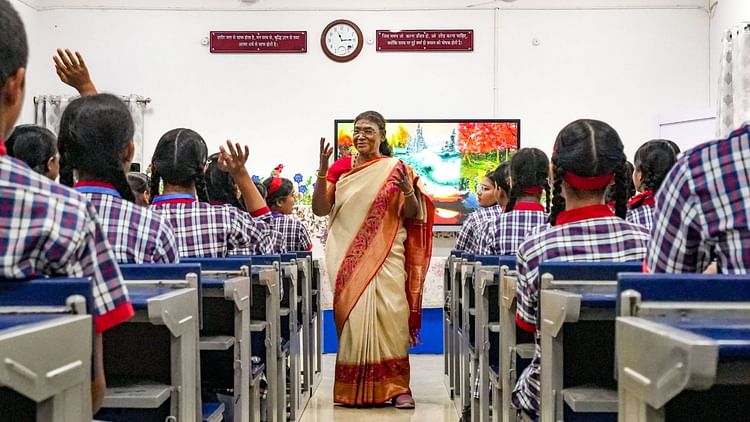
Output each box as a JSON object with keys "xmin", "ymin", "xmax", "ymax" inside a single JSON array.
[
  {"xmin": 648, "ymin": 124, "xmax": 750, "ymax": 274},
  {"xmin": 270, "ymin": 213, "xmax": 313, "ymax": 252},
  {"xmin": 151, "ymin": 194, "xmax": 285, "ymax": 257},
  {"xmin": 0, "ymin": 154, "xmax": 133, "ymax": 333},
  {"xmin": 512, "ymin": 205, "xmax": 649, "ymax": 415},
  {"xmin": 625, "ymin": 190, "xmax": 655, "ymax": 231},
  {"xmin": 476, "ymin": 202, "xmax": 548, "ymax": 255},
  {"xmin": 75, "ymin": 182, "xmax": 179, "ymax": 264},
  {"xmin": 455, "ymin": 205, "xmax": 503, "ymax": 253}
]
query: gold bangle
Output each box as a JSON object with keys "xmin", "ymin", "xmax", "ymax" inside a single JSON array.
[
  {"xmin": 403, "ymin": 189, "xmax": 415, "ymax": 197},
  {"xmin": 317, "ymin": 173, "xmax": 327, "ymax": 180}
]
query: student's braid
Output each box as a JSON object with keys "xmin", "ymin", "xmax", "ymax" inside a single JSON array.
[
  {"xmin": 505, "ymin": 182, "xmax": 521, "ymax": 212},
  {"xmin": 548, "ymin": 160, "xmax": 567, "ymax": 226},
  {"xmin": 150, "ymin": 168, "xmax": 162, "ymax": 198},
  {"xmin": 194, "ymin": 172, "xmax": 209, "ymax": 203},
  {"xmin": 612, "ymin": 161, "xmax": 629, "ymax": 219},
  {"xmin": 543, "ymin": 183, "xmax": 551, "ymax": 213}
]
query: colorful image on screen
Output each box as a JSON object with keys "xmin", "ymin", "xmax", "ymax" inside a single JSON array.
[{"xmin": 334, "ymin": 119, "xmax": 520, "ymax": 225}]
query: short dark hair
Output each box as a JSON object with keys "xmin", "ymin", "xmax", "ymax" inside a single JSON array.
[
  {"xmin": 7, "ymin": 125, "xmax": 57, "ymax": 174},
  {"xmin": 58, "ymin": 94, "xmax": 136, "ymax": 202},
  {"xmin": 127, "ymin": 172, "xmax": 150, "ymax": 195},
  {"xmin": 0, "ymin": 0, "xmax": 28, "ymax": 88}
]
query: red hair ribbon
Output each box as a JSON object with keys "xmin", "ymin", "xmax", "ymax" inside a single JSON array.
[
  {"xmin": 521, "ymin": 186, "xmax": 545, "ymax": 195},
  {"xmin": 563, "ymin": 172, "xmax": 613, "ymax": 190},
  {"xmin": 267, "ymin": 177, "xmax": 282, "ymax": 195}
]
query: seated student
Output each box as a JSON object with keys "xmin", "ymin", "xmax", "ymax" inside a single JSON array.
[
  {"xmin": 476, "ymin": 148, "xmax": 550, "ymax": 255},
  {"xmin": 648, "ymin": 124, "xmax": 750, "ymax": 274},
  {"xmin": 149, "ymin": 131, "xmax": 284, "ymax": 256},
  {"xmin": 0, "ymin": 1, "xmax": 132, "ymax": 412},
  {"xmin": 58, "ymin": 94, "xmax": 179, "ymax": 264},
  {"xmin": 512, "ymin": 120, "xmax": 650, "ymax": 418},
  {"xmin": 626, "ymin": 140, "xmax": 677, "ymax": 231},
  {"xmin": 455, "ymin": 163, "xmax": 509, "ymax": 253},
  {"xmin": 205, "ymin": 151, "xmax": 245, "ymax": 210},
  {"xmin": 5, "ymin": 125, "xmax": 59, "ymax": 180},
  {"xmin": 127, "ymin": 171, "xmax": 151, "ymax": 206},
  {"xmin": 263, "ymin": 174, "xmax": 313, "ymax": 252}
]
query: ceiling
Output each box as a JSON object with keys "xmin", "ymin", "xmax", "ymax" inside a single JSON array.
[{"xmin": 18, "ymin": 0, "xmax": 709, "ymax": 12}]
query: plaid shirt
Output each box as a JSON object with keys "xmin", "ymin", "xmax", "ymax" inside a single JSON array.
[
  {"xmin": 270, "ymin": 213, "xmax": 312, "ymax": 252},
  {"xmin": 0, "ymin": 155, "xmax": 133, "ymax": 333},
  {"xmin": 648, "ymin": 124, "xmax": 750, "ymax": 274},
  {"xmin": 151, "ymin": 194, "xmax": 285, "ymax": 257},
  {"xmin": 455, "ymin": 205, "xmax": 503, "ymax": 253},
  {"xmin": 512, "ymin": 205, "xmax": 649, "ymax": 415},
  {"xmin": 626, "ymin": 204, "xmax": 654, "ymax": 231},
  {"xmin": 476, "ymin": 202, "xmax": 548, "ymax": 256},
  {"xmin": 75, "ymin": 182, "xmax": 179, "ymax": 264}
]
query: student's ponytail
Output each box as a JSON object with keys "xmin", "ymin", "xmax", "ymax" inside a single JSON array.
[
  {"xmin": 548, "ymin": 162, "xmax": 566, "ymax": 226},
  {"xmin": 194, "ymin": 172, "xmax": 209, "ymax": 203},
  {"xmin": 612, "ymin": 161, "xmax": 629, "ymax": 219}
]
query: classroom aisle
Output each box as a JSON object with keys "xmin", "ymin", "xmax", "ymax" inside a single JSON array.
[{"xmin": 300, "ymin": 354, "xmax": 460, "ymax": 422}]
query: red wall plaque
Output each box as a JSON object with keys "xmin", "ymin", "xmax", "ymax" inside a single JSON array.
[
  {"xmin": 376, "ymin": 30, "xmax": 473, "ymax": 52},
  {"xmin": 210, "ymin": 31, "xmax": 307, "ymax": 53}
]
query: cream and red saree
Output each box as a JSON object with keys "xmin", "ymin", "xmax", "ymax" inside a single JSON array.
[{"xmin": 325, "ymin": 156, "xmax": 434, "ymax": 406}]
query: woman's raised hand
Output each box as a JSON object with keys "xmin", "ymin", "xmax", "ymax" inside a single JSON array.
[
  {"xmin": 319, "ymin": 137, "xmax": 333, "ymax": 173},
  {"xmin": 395, "ymin": 164, "xmax": 414, "ymax": 194},
  {"xmin": 218, "ymin": 140, "xmax": 250, "ymax": 176}
]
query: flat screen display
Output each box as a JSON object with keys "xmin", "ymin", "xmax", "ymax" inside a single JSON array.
[{"xmin": 334, "ymin": 119, "xmax": 520, "ymax": 225}]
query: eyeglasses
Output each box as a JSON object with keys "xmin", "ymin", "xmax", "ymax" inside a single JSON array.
[{"xmin": 353, "ymin": 128, "xmax": 378, "ymax": 136}]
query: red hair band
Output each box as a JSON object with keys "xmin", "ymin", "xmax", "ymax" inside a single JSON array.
[
  {"xmin": 521, "ymin": 186, "xmax": 545, "ymax": 195},
  {"xmin": 267, "ymin": 177, "xmax": 283, "ymax": 195},
  {"xmin": 563, "ymin": 172, "xmax": 613, "ymax": 190}
]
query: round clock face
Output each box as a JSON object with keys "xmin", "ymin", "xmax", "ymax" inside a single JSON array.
[{"xmin": 321, "ymin": 20, "xmax": 363, "ymax": 62}]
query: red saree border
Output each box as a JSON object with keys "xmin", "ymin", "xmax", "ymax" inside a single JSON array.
[
  {"xmin": 404, "ymin": 191, "xmax": 435, "ymax": 342},
  {"xmin": 334, "ymin": 357, "xmax": 411, "ymax": 406},
  {"xmin": 332, "ymin": 161, "xmax": 402, "ymax": 334}
]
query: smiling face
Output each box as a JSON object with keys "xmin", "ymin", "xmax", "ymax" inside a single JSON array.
[
  {"xmin": 275, "ymin": 192, "xmax": 295, "ymax": 215},
  {"xmin": 352, "ymin": 118, "xmax": 383, "ymax": 158},
  {"xmin": 477, "ymin": 176, "xmax": 498, "ymax": 207}
]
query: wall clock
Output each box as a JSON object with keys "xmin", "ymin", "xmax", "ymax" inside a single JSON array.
[{"xmin": 321, "ymin": 19, "xmax": 364, "ymax": 62}]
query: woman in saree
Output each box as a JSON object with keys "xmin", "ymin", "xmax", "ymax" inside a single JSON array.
[{"xmin": 312, "ymin": 111, "xmax": 434, "ymax": 408}]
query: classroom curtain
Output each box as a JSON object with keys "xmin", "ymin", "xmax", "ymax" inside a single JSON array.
[
  {"xmin": 33, "ymin": 94, "xmax": 149, "ymax": 168},
  {"xmin": 717, "ymin": 23, "xmax": 750, "ymax": 138}
]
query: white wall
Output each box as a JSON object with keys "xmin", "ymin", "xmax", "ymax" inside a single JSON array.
[
  {"xmin": 709, "ymin": 0, "xmax": 750, "ymax": 108},
  {"xmin": 16, "ymin": 3, "xmax": 709, "ymax": 175},
  {"xmin": 497, "ymin": 8, "xmax": 709, "ymax": 158}
]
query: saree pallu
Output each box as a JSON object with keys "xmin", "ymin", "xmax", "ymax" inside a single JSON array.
[{"xmin": 325, "ymin": 157, "xmax": 434, "ymax": 406}]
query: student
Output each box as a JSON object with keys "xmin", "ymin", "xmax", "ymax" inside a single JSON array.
[
  {"xmin": 206, "ymin": 151, "xmax": 245, "ymax": 210},
  {"xmin": 58, "ymin": 94, "xmax": 179, "ymax": 264},
  {"xmin": 455, "ymin": 163, "xmax": 508, "ymax": 253},
  {"xmin": 647, "ymin": 124, "xmax": 750, "ymax": 274},
  {"xmin": 263, "ymin": 175, "xmax": 313, "ymax": 252},
  {"xmin": 626, "ymin": 140, "xmax": 677, "ymax": 231},
  {"xmin": 149, "ymin": 130, "xmax": 284, "ymax": 256},
  {"xmin": 512, "ymin": 120, "xmax": 649, "ymax": 417},
  {"xmin": 127, "ymin": 171, "xmax": 151, "ymax": 206},
  {"xmin": 0, "ymin": 0, "xmax": 132, "ymax": 412},
  {"xmin": 5, "ymin": 125, "xmax": 59, "ymax": 180},
  {"xmin": 476, "ymin": 148, "xmax": 550, "ymax": 255}
]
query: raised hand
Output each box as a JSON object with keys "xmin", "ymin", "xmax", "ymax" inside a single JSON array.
[
  {"xmin": 319, "ymin": 137, "xmax": 333, "ymax": 172},
  {"xmin": 395, "ymin": 164, "xmax": 413, "ymax": 194},
  {"xmin": 53, "ymin": 49, "xmax": 97, "ymax": 95},
  {"xmin": 218, "ymin": 140, "xmax": 250, "ymax": 176}
]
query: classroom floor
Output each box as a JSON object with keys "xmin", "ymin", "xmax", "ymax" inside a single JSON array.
[{"xmin": 300, "ymin": 354, "xmax": 460, "ymax": 422}]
